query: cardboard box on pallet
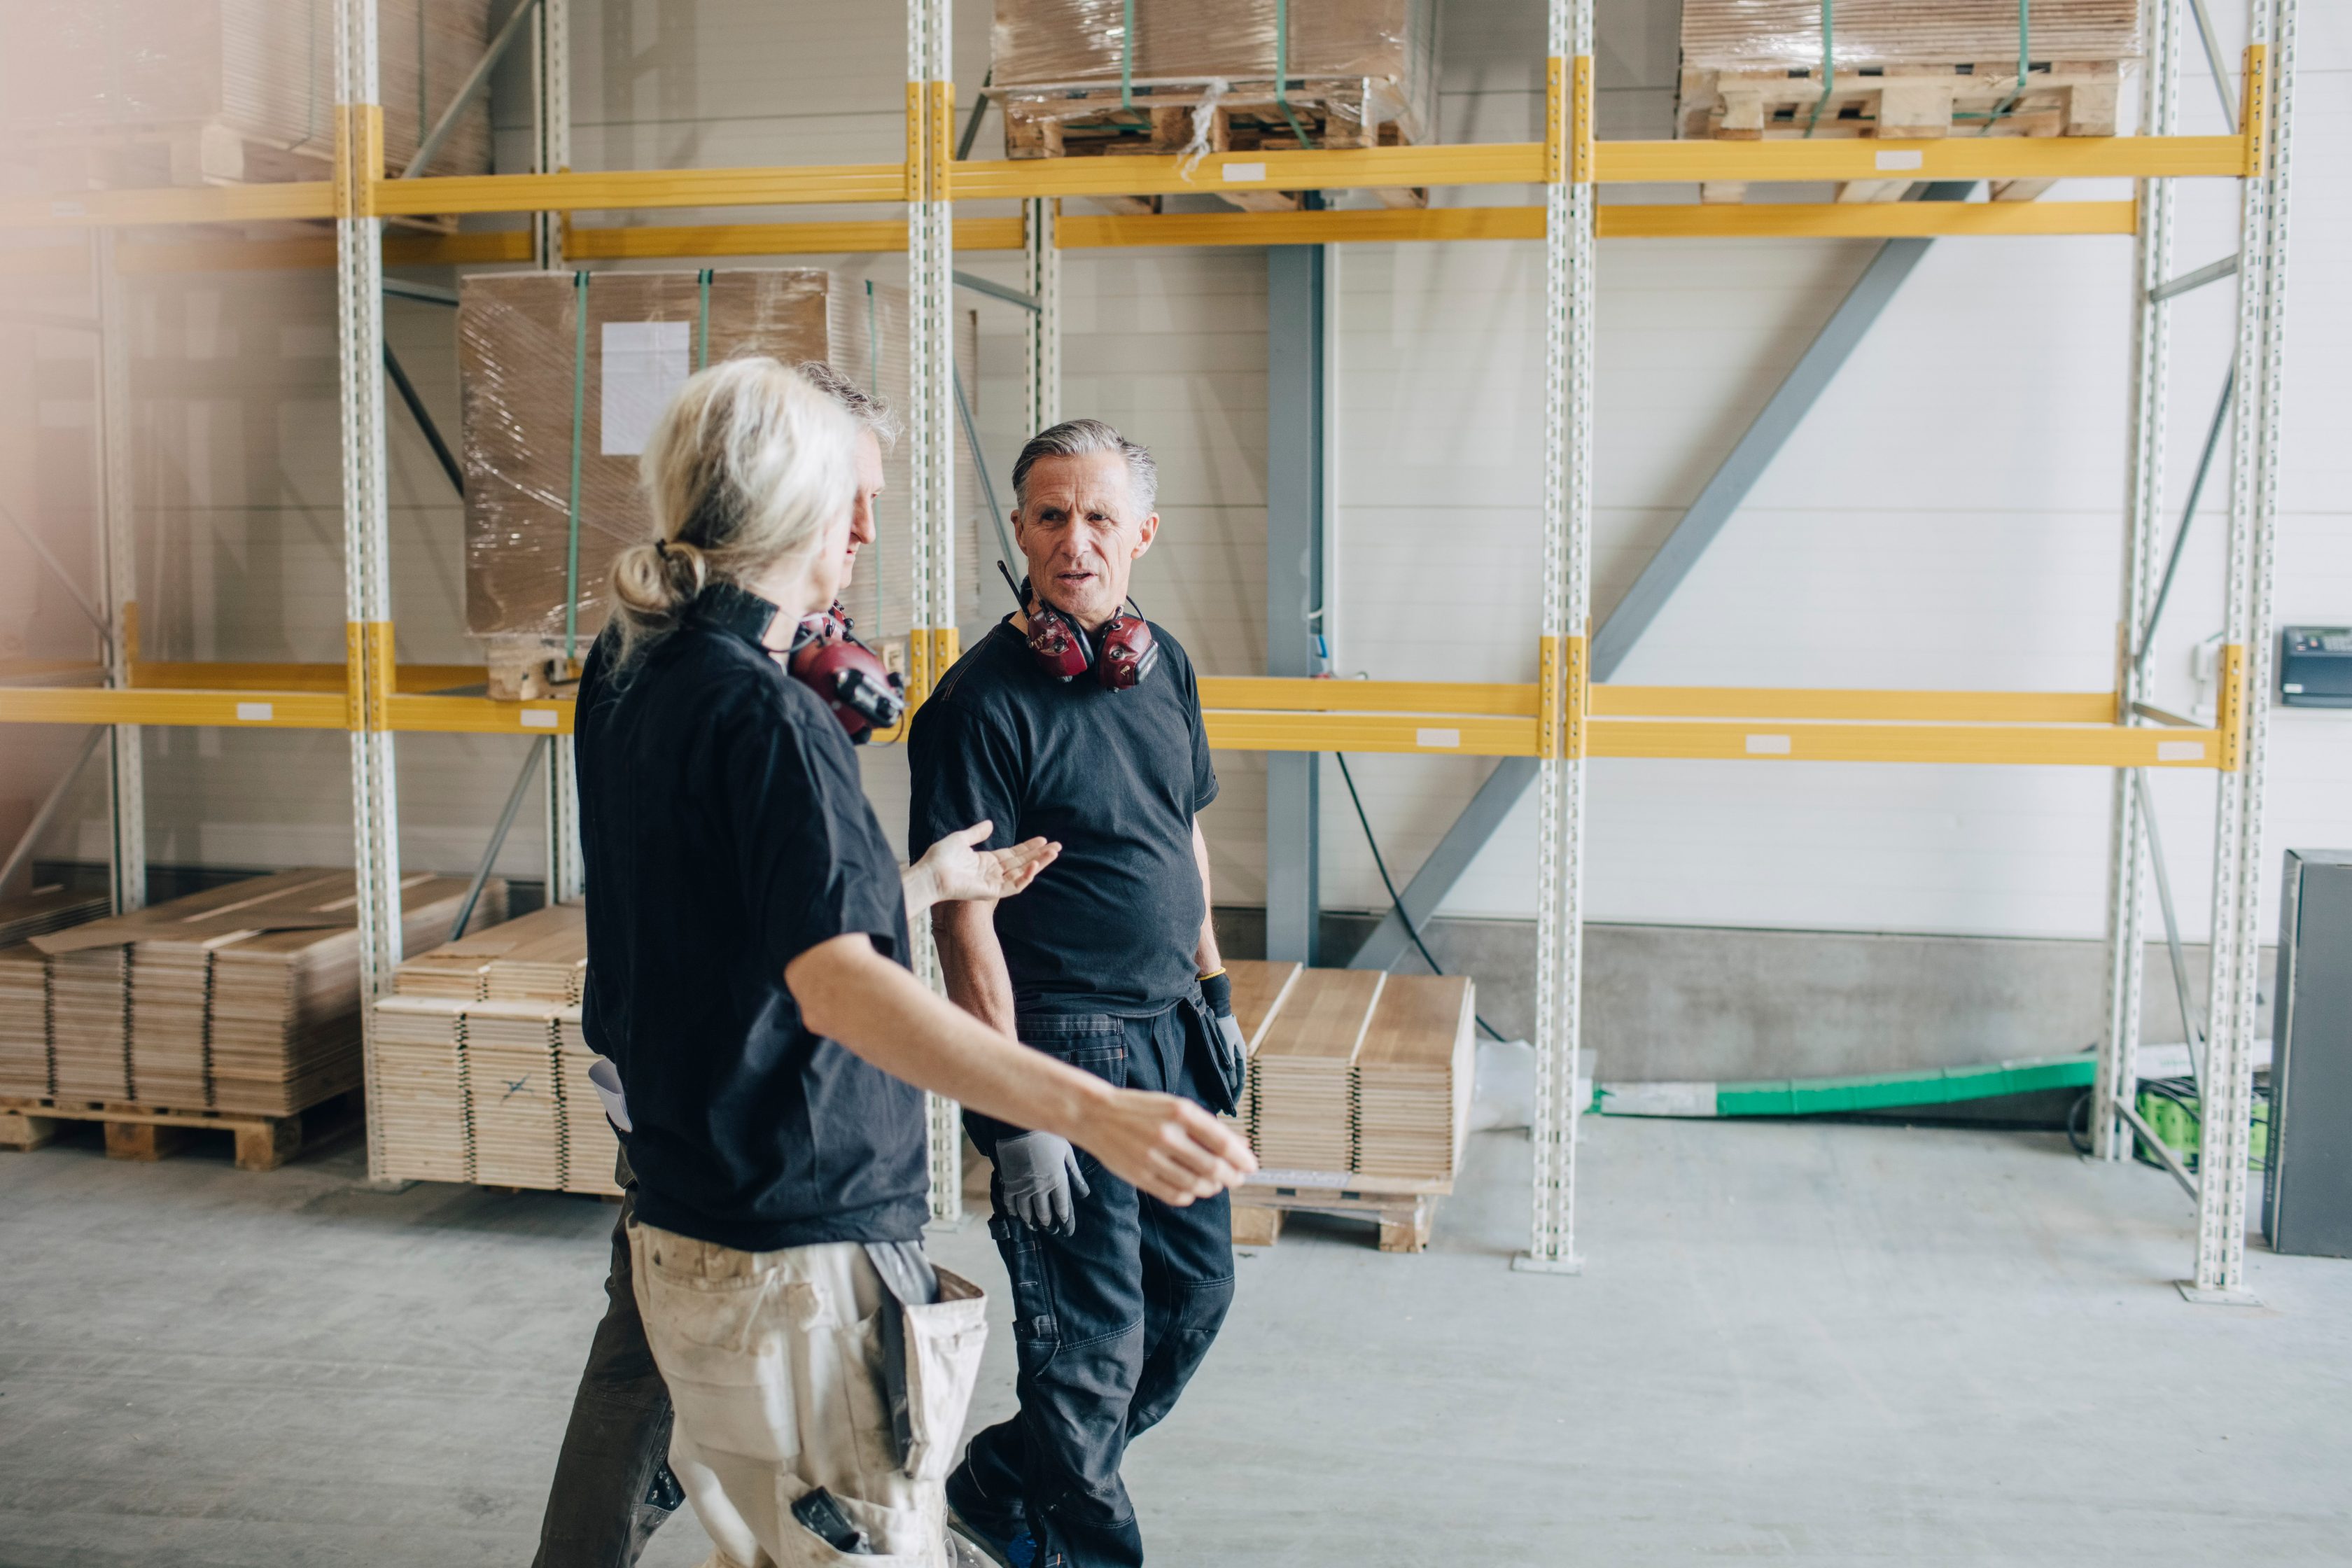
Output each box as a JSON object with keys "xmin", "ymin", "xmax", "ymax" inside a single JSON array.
[
  {"xmin": 0, "ymin": 0, "xmax": 493, "ymax": 188},
  {"xmin": 990, "ymin": 0, "xmax": 1441, "ymax": 155},
  {"xmin": 457, "ymin": 269, "xmax": 980, "ymax": 689}
]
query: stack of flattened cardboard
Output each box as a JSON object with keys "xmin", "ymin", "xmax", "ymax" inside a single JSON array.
[
  {"xmin": 370, "ymin": 902, "xmax": 598, "ymax": 1191},
  {"xmin": 29, "ymin": 869, "xmax": 500, "ymax": 1114},
  {"xmin": 1247, "ymin": 968, "xmax": 1384, "ymax": 1173},
  {"xmin": 556, "ymin": 1008, "xmax": 622, "ymax": 1196},
  {"xmin": 1352, "ymin": 974, "xmax": 1476, "ymax": 1181},
  {"xmin": 463, "ymin": 1002, "xmax": 566, "ymax": 1189},
  {"xmin": 372, "ymin": 995, "xmax": 472, "ymax": 1183},
  {"xmin": 1222, "ymin": 959, "xmax": 1299, "ymax": 1144},
  {"xmin": 0, "ymin": 888, "xmax": 108, "ymax": 1096}
]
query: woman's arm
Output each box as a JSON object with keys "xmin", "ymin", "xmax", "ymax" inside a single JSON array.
[{"xmin": 787, "ymin": 932, "xmax": 1253, "ymax": 1205}]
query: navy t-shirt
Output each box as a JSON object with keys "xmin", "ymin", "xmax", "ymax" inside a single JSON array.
[
  {"xmin": 575, "ymin": 589, "xmax": 927, "ymax": 1252},
  {"xmin": 907, "ymin": 617, "xmax": 1218, "ymax": 1014}
]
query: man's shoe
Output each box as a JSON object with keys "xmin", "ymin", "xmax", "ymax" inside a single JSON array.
[{"xmin": 946, "ymin": 1506, "xmax": 1036, "ymax": 1568}]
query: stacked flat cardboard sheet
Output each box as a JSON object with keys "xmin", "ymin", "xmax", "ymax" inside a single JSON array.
[
  {"xmin": 393, "ymin": 902, "xmax": 584, "ymax": 1001},
  {"xmin": 463, "ymin": 1003, "xmax": 565, "ymax": 1189},
  {"xmin": 1222, "ymin": 959, "xmax": 1298, "ymax": 1143},
  {"xmin": 1249, "ymin": 969, "xmax": 1384, "ymax": 1173},
  {"xmin": 29, "ymin": 869, "xmax": 501, "ymax": 1114},
  {"xmin": 0, "ymin": 887, "xmax": 108, "ymax": 1096},
  {"xmin": 1679, "ymin": 0, "xmax": 2141, "ymax": 69},
  {"xmin": 0, "ymin": 943, "xmax": 52, "ymax": 1096},
  {"xmin": 1353, "ymin": 975, "xmax": 1477, "ymax": 1182},
  {"xmin": 556, "ymin": 1008, "xmax": 622, "ymax": 1196},
  {"xmin": 373, "ymin": 995, "xmax": 472, "ymax": 1184}
]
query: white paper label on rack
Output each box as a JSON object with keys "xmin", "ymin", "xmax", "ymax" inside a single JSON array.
[
  {"xmin": 2157, "ymin": 740, "xmax": 2206, "ymax": 762},
  {"xmin": 601, "ymin": 321, "xmax": 692, "ymax": 456},
  {"xmin": 1415, "ymin": 727, "xmax": 1462, "ymax": 749},
  {"xmin": 1875, "ymin": 150, "xmax": 1925, "ymax": 171},
  {"xmin": 234, "ymin": 701, "xmax": 273, "ymax": 722},
  {"xmin": 1222, "ymin": 162, "xmax": 1268, "ymax": 182},
  {"xmin": 522, "ymin": 709, "xmax": 560, "ymax": 729},
  {"xmin": 1745, "ymin": 734, "xmax": 1792, "ymax": 755}
]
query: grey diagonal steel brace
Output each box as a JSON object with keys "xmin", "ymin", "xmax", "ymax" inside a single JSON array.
[{"xmin": 1347, "ymin": 183, "xmax": 1972, "ymax": 972}]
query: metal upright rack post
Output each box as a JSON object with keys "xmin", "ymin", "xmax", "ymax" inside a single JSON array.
[
  {"xmin": 1024, "ymin": 196, "xmax": 1061, "ymax": 433},
  {"xmin": 90, "ymin": 230, "xmax": 144, "ymax": 915},
  {"xmin": 2190, "ymin": 0, "xmax": 2295, "ymax": 1303},
  {"xmin": 334, "ymin": 0, "xmax": 403, "ymax": 1184},
  {"xmin": 1516, "ymin": 0, "xmax": 1595, "ymax": 1277},
  {"xmin": 909, "ymin": 0, "xmax": 964, "ymax": 1224}
]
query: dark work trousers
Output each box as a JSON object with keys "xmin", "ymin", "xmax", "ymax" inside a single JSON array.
[
  {"xmin": 533, "ymin": 1150, "xmax": 678, "ymax": 1568},
  {"xmin": 953, "ymin": 1000, "xmax": 1238, "ymax": 1568}
]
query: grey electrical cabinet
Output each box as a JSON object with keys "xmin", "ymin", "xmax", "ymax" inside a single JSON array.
[{"xmin": 2267, "ymin": 850, "xmax": 2352, "ymax": 1258}]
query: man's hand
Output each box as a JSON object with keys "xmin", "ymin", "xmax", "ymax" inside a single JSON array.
[
  {"xmin": 993, "ymin": 1130, "xmax": 1091, "ymax": 1235},
  {"xmin": 1197, "ymin": 968, "xmax": 1248, "ymax": 1102},
  {"xmin": 905, "ymin": 820, "xmax": 1060, "ymax": 917},
  {"xmin": 1068, "ymin": 1091, "xmax": 1254, "ymax": 1206}
]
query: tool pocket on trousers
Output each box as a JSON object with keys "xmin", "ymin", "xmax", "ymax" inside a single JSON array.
[
  {"xmin": 634, "ymin": 1240, "xmax": 802, "ymax": 1464},
  {"xmin": 1016, "ymin": 1012, "xmax": 1127, "ymax": 1086},
  {"xmin": 898, "ymin": 1266, "xmax": 988, "ymax": 1481},
  {"xmin": 774, "ymin": 1474, "xmax": 928, "ymax": 1566},
  {"xmin": 990, "ymin": 1213, "xmax": 1060, "ymax": 1379}
]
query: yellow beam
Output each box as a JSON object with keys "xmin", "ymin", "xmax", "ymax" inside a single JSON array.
[
  {"xmin": 567, "ymin": 216, "xmax": 1025, "ymax": 260},
  {"xmin": 1205, "ymin": 710, "xmax": 1539, "ymax": 756},
  {"xmin": 1595, "ymin": 135, "xmax": 2248, "ymax": 186},
  {"xmin": 954, "ymin": 144, "xmax": 1549, "ymax": 202},
  {"xmin": 1197, "ymin": 677, "xmax": 1539, "ymax": 716},
  {"xmin": 1600, "ymin": 200, "xmax": 2135, "ymax": 238},
  {"xmin": 0, "ymin": 182, "xmax": 335, "ymax": 230},
  {"xmin": 1588, "ymin": 719, "xmax": 2222, "ymax": 767},
  {"xmin": 1591, "ymin": 687, "xmax": 2120, "ymax": 722},
  {"xmin": 0, "ymin": 687, "xmax": 349, "ymax": 729},
  {"xmin": 372, "ymin": 164, "xmax": 910, "ymax": 219},
  {"xmin": 127, "ymin": 659, "xmax": 484, "ymax": 694},
  {"xmin": 384, "ymin": 694, "xmax": 574, "ymax": 736}
]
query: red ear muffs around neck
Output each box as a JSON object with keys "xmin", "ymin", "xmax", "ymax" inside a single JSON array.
[
  {"xmin": 1094, "ymin": 610, "xmax": 1158, "ymax": 690},
  {"xmin": 996, "ymin": 561, "xmax": 1154, "ymax": 690}
]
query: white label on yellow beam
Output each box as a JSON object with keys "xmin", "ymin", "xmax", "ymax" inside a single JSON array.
[
  {"xmin": 1223, "ymin": 162, "xmax": 1268, "ymax": 181},
  {"xmin": 1876, "ymin": 150, "xmax": 1925, "ymax": 171},
  {"xmin": 522, "ymin": 709, "xmax": 559, "ymax": 729},
  {"xmin": 1746, "ymin": 733, "xmax": 1792, "ymax": 755},
  {"xmin": 1416, "ymin": 727, "xmax": 1462, "ymax": 749},
  {"xmin": 236, "ymin": 701, "xmax": 273, "ymax": 722},
  {"xmin": 2157, "ymin": 740, "xmax": 2207, "ymax": 762}
]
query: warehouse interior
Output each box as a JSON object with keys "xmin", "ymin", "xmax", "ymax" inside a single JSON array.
[{"xmin": 4, "ymin": 0, "xmax": 2350, "ymax": 1563}]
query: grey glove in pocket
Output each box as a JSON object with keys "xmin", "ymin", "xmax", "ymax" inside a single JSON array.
[{"xmin": 993, "ymin": 1130, "xmax": 1091, "ymax": 1236}]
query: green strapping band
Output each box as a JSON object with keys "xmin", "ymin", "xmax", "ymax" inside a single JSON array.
[
  {"xmin": 864, "ymin": 279, "xmax": 883, "ymax": 630},
  {"xmin": 1273, "ymin": 0, "xmax": 1314, "ymax": 150},
  {"xmin": 696, "ymin": 268, "xmax": 713, "ymax": 369},
  {"xmin": 564, "ymin": 270, "xmax": 589, "ymax": 659},
  {"xmin": 1121, "ymin": 0, "xmax": 1135, "ymax": 109},
  {"xmin": 1803, "ymin": 0, "xmax": 1834, "ymax": 137}
]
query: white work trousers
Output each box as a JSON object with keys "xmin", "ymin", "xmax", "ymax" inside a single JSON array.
[{"xmin": 627, "ymin": 1219, "xmax": 988, "ymax": 1567}]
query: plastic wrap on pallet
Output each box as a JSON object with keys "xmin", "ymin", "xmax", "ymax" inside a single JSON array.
[
  {"xmin": 1678, "ymin": 0, "xmax": 2142, "ymax": 70},
  {"xmin": 458, "ymin": 268, "xmax": 979, "ymax": 666},
  {"xmin": 990, "ymin": 0, "xmax": 1440, "ymax": 148},
  {"xmin": 0, "ymin": 0, "xmax": 493, "ymax": 181}
]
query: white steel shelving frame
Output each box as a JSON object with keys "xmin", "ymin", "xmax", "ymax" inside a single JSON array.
[{"xmin": 15, "ymin": 0, "xmax": 2267, "ymax": 1281}]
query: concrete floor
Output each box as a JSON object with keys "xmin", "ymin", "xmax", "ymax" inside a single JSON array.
[{"xmin": 4, "ymin": 1115, "xmax": 2347, "ymax": 1567}]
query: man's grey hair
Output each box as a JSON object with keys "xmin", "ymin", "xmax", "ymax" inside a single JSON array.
[
  {"xmin": 1011, "ymin": 418, "xmax": 1158, "ymax": 517},
  {"xmin": 795, "ymin": 360, "xmax": 900, "ymax": 451}
]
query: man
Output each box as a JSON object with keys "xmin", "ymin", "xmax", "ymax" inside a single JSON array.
[
  {"xmin": 909, "ymin": 419, "xmax": 1253, "ymax": 1568},
  {"xmin": 532, "ymin": 360, "xmax": 897, "ymax": 1568}
]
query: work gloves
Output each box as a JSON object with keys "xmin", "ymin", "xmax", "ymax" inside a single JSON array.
[
  {"xmin": 1198, "ymin": 969, "xmax": 1249, "ymax": 1103},
  {"xmin": 994, "ymin": 1130, "xmax": 1091, "ymax": 1236}
]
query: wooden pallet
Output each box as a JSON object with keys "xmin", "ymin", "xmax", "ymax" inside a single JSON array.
[
  {"xmin": 1001, "ymin": 79, "xmax": 1425, "ymax": 211},
  {"xmin": 1677, "ymin": 59, "xmax": 2122, "ymax": 204},
  {"xmin": 1230, "ymin": 1169, "xmax": 1447, "ymax": 1254},
  {"xmin": 0, "ymin": 1088, "xmax": 360, "ymax": 1172}
]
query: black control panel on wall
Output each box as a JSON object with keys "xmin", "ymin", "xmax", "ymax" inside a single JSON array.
[{"xmin": 2278, "ymin": 628, "xmax": 2352, "ymax": 708}]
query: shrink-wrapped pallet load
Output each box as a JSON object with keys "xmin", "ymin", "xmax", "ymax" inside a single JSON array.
[
  {"xmin": 458, "ymin": 269, "xmax": 979, "ymax": 692},
  {"xmin": 990, "ymin": 0, "xmax": 1440, "ymax": 165},
  {"xmin": 1676, "ymin": 0, "xmax": 2141, "ymax": 152},
  {"xmin": 0, "ymin": 0, "xmax": 493, "ymax": 188}
]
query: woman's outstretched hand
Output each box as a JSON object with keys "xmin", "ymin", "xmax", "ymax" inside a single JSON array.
[{"xmin": 904, "ymin": 820, "xmax": 1060, "ymax": 917}]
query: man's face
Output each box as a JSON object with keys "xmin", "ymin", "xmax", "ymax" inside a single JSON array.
[
  {"xmin": 1011, "ymin": 449, "xmax": 1157, "ymax": 632},
  {"xmin": 804, "ymin": 489, "xmax": 855, "ymax": 617},
  {"xmin": 840, "ymin": 428, "xmax": 885, "ymax": 587}
]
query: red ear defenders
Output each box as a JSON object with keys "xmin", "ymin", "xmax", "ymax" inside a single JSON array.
[
  {"xmin": 997, "ymin": 561, "xmax": 1159, "ymax": 690},
  {"xmin": 788, "ymin": 601, "xmax": 907, "ymax": 742}
]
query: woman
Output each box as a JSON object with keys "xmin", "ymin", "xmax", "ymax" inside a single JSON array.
[{"xmin": 574, "ymin": 358, "xmax": 1254, "ymax": 1565}]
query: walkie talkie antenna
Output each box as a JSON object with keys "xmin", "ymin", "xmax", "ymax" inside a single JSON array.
[{"xmin": 995, "ymin": 560, "xmax": 1030, "ymax": 613}]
